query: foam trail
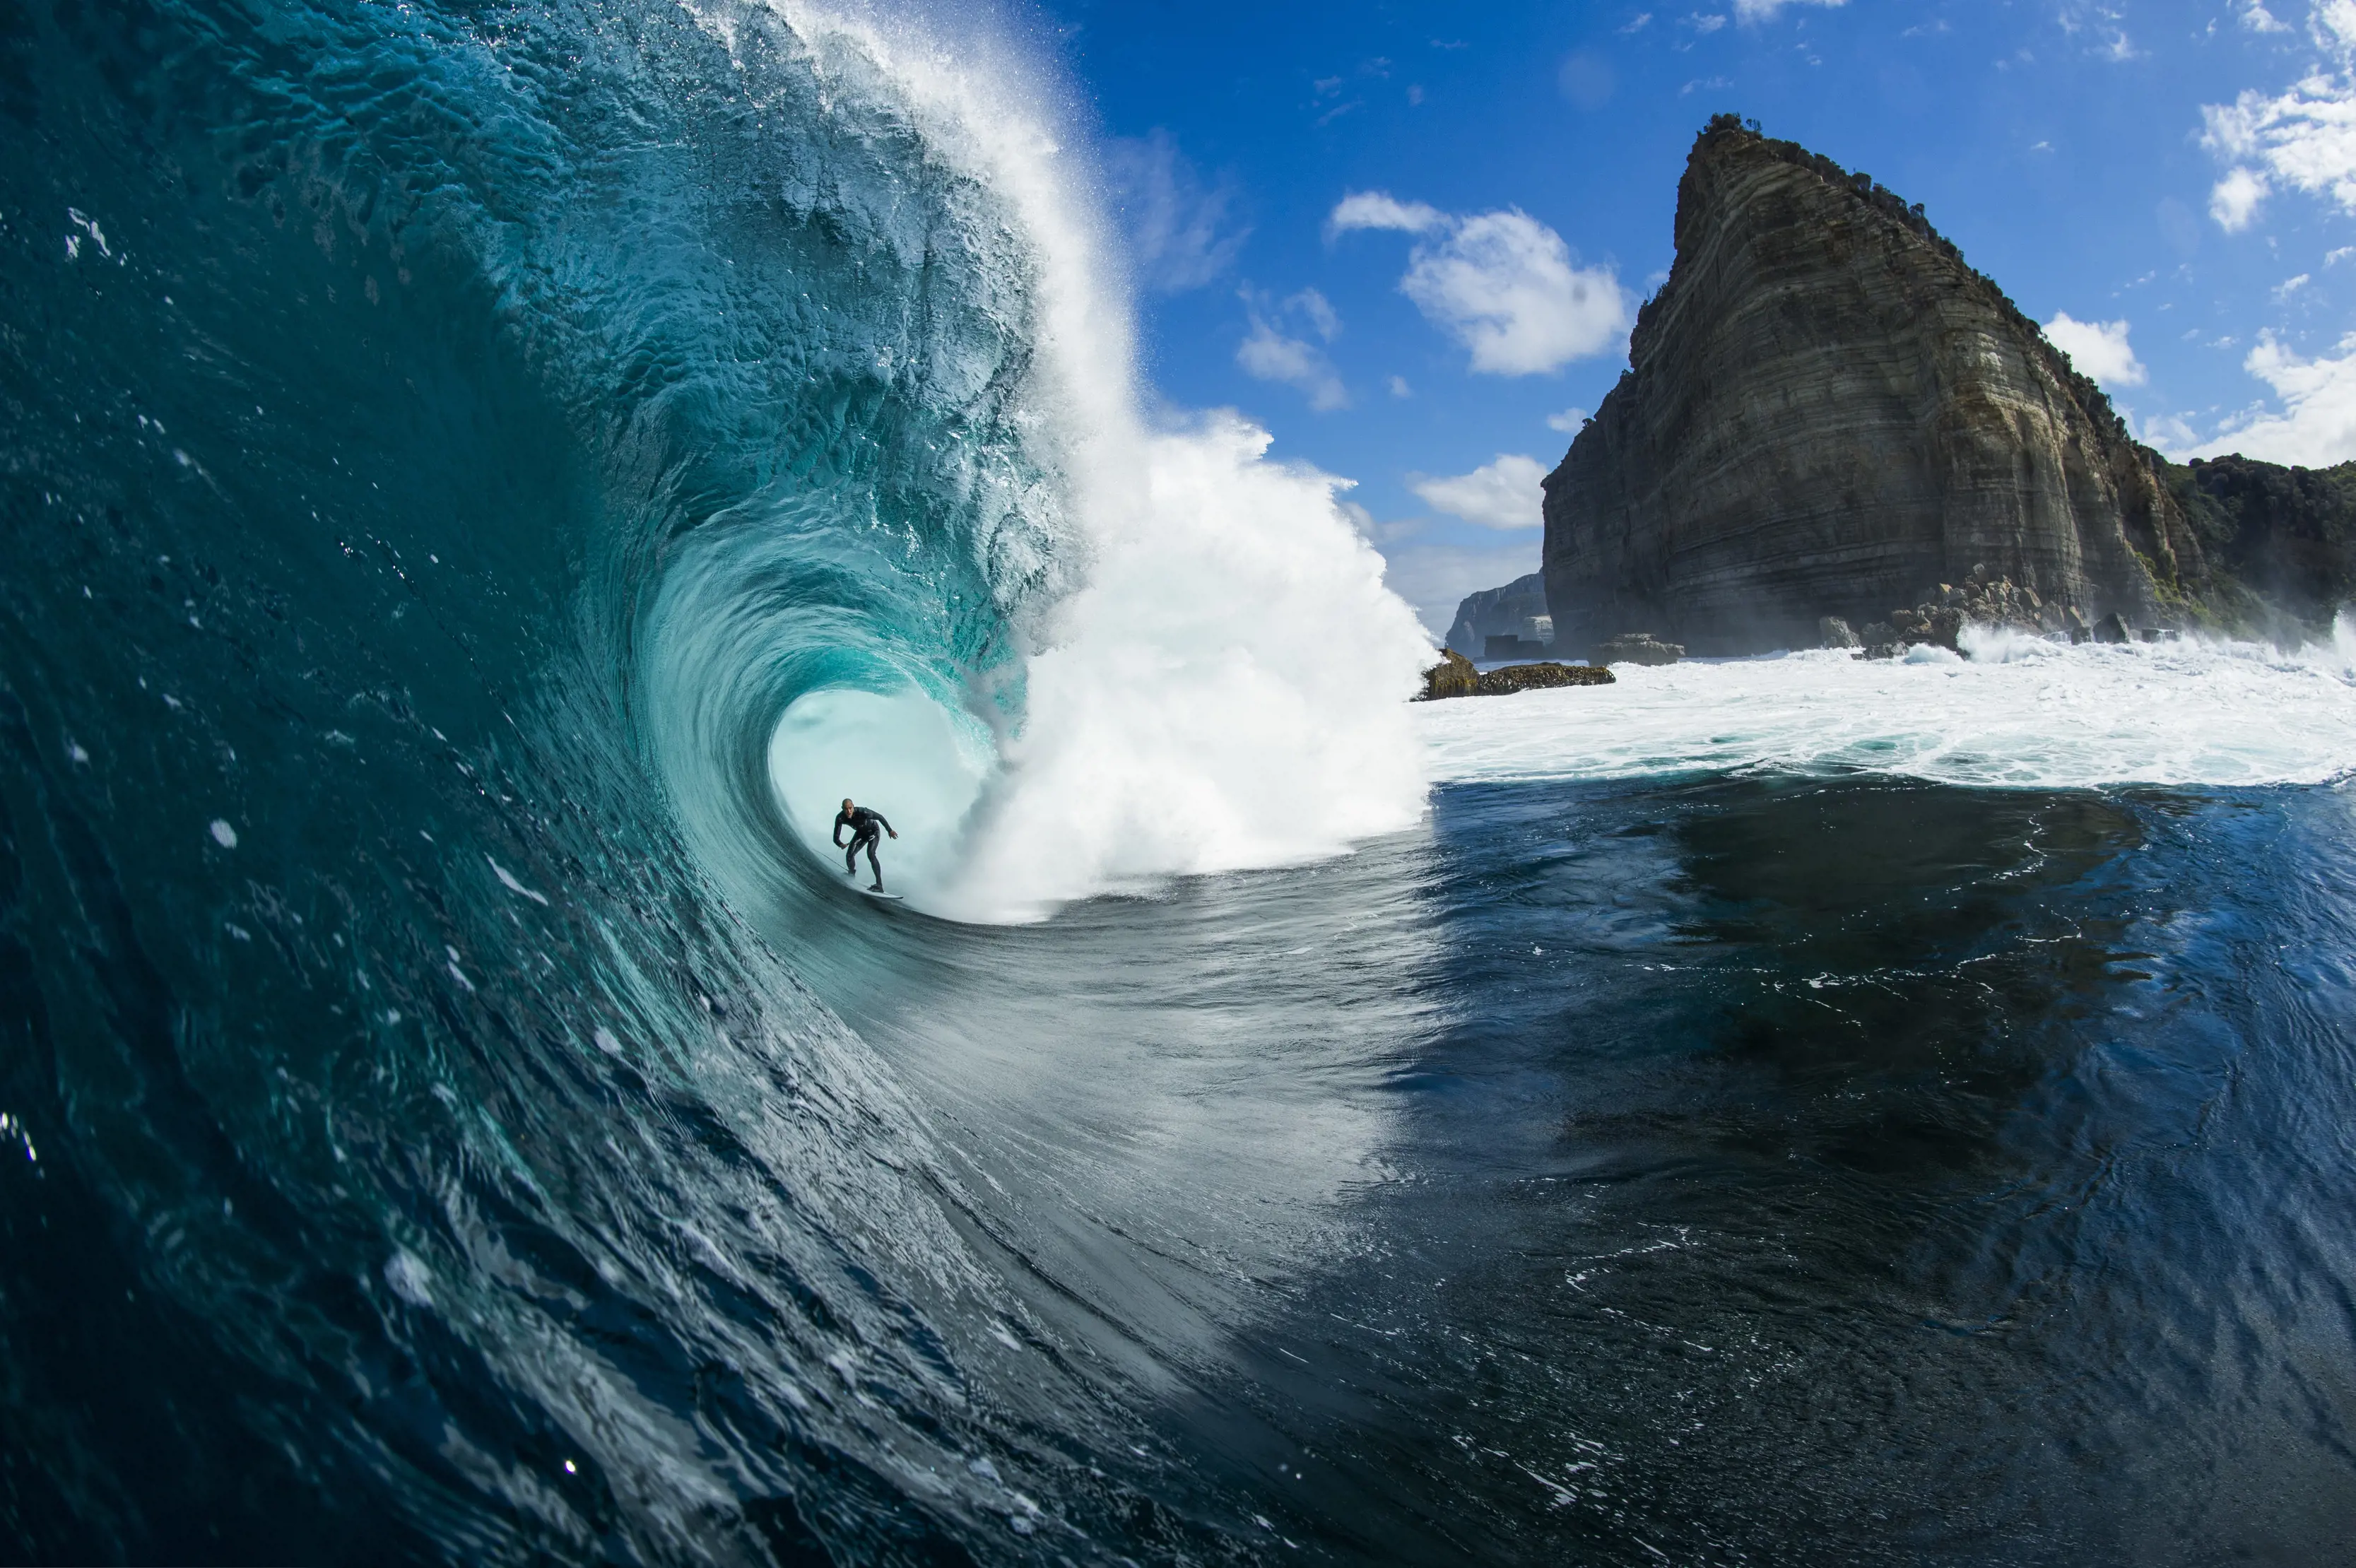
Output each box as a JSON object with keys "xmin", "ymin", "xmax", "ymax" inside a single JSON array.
[
  {"xmin": 743, "ymin": 1, "xmax": 1434, "ymax": 923},
  {"xmin": 1420, "ymin": 623, "xmax": 2356, "ymax": 791}
]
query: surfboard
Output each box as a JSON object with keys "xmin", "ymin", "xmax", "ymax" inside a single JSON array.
[{"xmin": 861, "ymin": 888, "xmax": 903, "ymax": 901}]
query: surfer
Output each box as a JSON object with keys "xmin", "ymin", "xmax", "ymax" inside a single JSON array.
[{"xmin": 832, "ymin": 798, "xmax": 897, "ymax": 892}]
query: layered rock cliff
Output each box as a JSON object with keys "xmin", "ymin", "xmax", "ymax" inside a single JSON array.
[
  {"xmin": 1444, "ymin": 571, "xmax": 1549, "ymax": 656},
  {"xmin": 1543, "ymin": 116, "xmax": 2215, "ymax": 655}
]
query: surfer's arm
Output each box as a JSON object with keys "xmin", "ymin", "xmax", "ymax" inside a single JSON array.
[
  {"xmin": 831, "ymin": 812, "xmax": 849, "ymax": 847},
  {"xmin": 875, "ymin": 812, "xmax": 895, "ymax": 837}
]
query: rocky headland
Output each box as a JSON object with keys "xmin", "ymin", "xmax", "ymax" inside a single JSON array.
[
  {"xmin": 1445, "ymin": 572, "xmax": 1552, "ymax": 659},
  {"xmin": 1533, "ymin": 114, "xmax": 2356, "ymax": 658}
]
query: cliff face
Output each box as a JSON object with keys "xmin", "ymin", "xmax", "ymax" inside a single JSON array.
[
  {"xmin": 1444, "ymin": 571, "xmax": 1548, "ymax": 655},
  {"xmin": 1543, "ymin": 117, "xmax": 2212, "ymax": 655}
]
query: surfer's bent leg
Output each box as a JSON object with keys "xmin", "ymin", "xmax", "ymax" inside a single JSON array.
[
  {"xmin": 844, "ymin": 837, "xmax": 860, "ymax": 876},
  {"xmin": 862, "ymin": 833, "xmax": 883, "ymax": 887}
]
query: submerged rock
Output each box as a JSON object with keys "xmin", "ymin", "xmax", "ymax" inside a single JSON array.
[
  {"xmin": 1594, "ymin": 632, "xmax": 1685, "ymax": 666},
  {"xmin": 1415, "ymin": 649, "xmax": 1615, "ymax": 700}
]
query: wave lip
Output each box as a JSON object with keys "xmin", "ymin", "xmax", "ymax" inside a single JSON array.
[
  {"xmin": 649, "ymin": 2, "xmax": 1435, "ymax": 925},
  {"xmin": 1418, "ymin": 623, "xmax": 2356, "ymax": 791}
]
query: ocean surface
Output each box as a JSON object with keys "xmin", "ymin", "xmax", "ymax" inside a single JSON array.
[{"xmin": 4, "ymin": 2, "xmax": 2354, "ymax": 1563}]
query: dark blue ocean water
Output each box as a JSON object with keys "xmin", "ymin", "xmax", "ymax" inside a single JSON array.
[{"xmin": 2, "ymin": 1, "xmax": 2353, "ymax": 1562}]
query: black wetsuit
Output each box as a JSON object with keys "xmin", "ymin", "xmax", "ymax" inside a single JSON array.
[{"xmin": 832, "ymin": 806, "xmax": 893, "ymax": 888}]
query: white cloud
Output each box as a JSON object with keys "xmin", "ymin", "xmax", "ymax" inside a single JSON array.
[
  {"xmin": 1732, "ymin": 0, "xmax": 1844, "ymax": 20},
  {"xmin": 1331, "ymin": 196, "xmax": 1631, "ymax": 375},
  {"xmin": 1326, "ymin": 190, "xmax": 1448, "ymax": 237},
  {"xmin": 1686, "ymin": 12, "xmax": 1729, "ymax": 33},
  {"xmin": 1292, "ymin": 286, "xmax": 1341, "ymax": 341},
  {"xmin": 1621, "ymin": 12, "xmax": 1655, "ymax": 33},
  {"xmin": 2210, "ymin": 165, "xmax": 2272, "ymax": 231},
  {"xmin": 1387, "ymin": 375, "xmax": 1413, "ymax": 397},
  {"xmin": 2140, "ymin": 413, "xmax": 2205, "ymax": 454},
  {"xmin": 2056, "ymin": 1, "xmax": 2137, "ymax": 59},
  {"xmin": 2278, "ymin": 271, "xmax": 2314, "ymax": 297},
  {"xmin": 1408, "ymin": 454, "xmax": 1549, "ymax": 530},
  {"xmin": 2044, "ymin": 312, "xmax": 2148, "ymax": 387},
  {"xmin": 1105, "ymin": 130, "xmax": 1249, "ymax": 293},
  {"xmin": 1402, "ymin": 211, "xmax": 1630, "ymax": 375},
  {"xmin": 2193, "ymin": 331, "xmax": 2356, "ymax": 464},
  {"xmin": 2242, "ymin": 1, "xmax": 2292, "ymax": 30},
  {"xmin": 1236, "ymin": 288, "xmax": 1347, "ymax": 411},
  {"xmin": 2200, "ymin": 8, "xmax": 2356, "ymax": 232},
  {"xmin": 1545, "ymin": 406, "xmax": 1589, "ymax": 432}
]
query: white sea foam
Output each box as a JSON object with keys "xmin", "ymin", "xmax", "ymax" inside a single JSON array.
[
  {"xmin": 743, "ymin": 3, "xmax": 1433, "ymax": 922},
  {"xmin": 1419, "ymin": 623, "xmax": 2356, "ymax": 791}
]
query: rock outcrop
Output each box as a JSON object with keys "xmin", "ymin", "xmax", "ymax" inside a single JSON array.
[
  {"xmin": 1594, "ymin": 632, "xmax": 1684, "ymax": 666},
  {"xmin": 1417, "ymin": 649, "xmax": 1615, "ymax": 700},
  {"xmin": 1854, "ymin": 567, "xmax": 2060, "ymax": 656},
  {"xmin": 1543, "ymin": 115, "xmax": 2215, "ymax": 657},
  {"xmin": 1420, "ymin": 649, "xmax": 1482, "ymax": 700}
]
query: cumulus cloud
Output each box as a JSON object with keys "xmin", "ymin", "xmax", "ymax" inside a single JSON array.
[
  {"xmin": 2199, "ymin": 8, "xmax": 2356, "ymax": 230},
  {"xmin": 2188, "ymin": 331, "xmax": 2356, "ymax": 465},
  {"xmin": 1733, "ymin": 0, "xmax": 1845, "ymax": 20},
  {"xmin": 1235, "ymin": 287, "xmax": 1347, "ymax": 411},
  {"xmin": 1326, "ymin": 190, "xmax": 1448, "ymax": 237},
  {"xmin": 2044, "ymin": 312, "xmax": 2148, "ymax": 387},
  {"xmin": 1331, "ymin": 194, "xmax": 1630, "ymax": 375},
  {"xmin": 1545, "ymin": 406, "xmax": 1589, "ymax": 432},
  {"xmin": 2242, "ymin": 1, "xmax": 2292, "ymax": 30},
  {"xmin": 1402, "ymin": 211, "xmax": 1630, "ymax": 374},
  {"xmin": 1408, "ymin": 454, "xmax": 1549, "ymax": 530},
  {"xmin": 2210, "ymin": 164, "xmax": 2273, "ymax": 230},
  {"xmin": 1105, "ymin": 130, "xmax": 1249, "ymax": 293}
]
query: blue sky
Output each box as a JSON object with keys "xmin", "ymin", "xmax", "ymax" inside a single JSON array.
[{"xmin": 1030, "ymin": 0, "xmax": 2356, "ymax": 635}]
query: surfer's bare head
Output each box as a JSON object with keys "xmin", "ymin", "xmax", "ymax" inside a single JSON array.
[{"xmin": 842, "ymin": 797, "xmax": 854, "ymax": 810}]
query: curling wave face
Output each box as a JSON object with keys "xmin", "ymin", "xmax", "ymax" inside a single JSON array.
[
  {"xmin": 0, "ymin": 0, "xmax": 1429, "ymax": 1558},
  {"xmin": 635, "ymin": 2, "xmax": 1431, "ymax": 925}
]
